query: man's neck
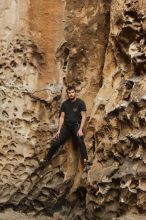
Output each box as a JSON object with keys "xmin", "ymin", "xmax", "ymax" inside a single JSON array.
[{"xmin": 70, "ymin": 97, "xmax": 77, "ymax": 102}]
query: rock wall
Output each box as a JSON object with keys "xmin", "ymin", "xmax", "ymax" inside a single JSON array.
[
  {"xmin": 0, "ymin": 0, "xmax": 146, "ymax": 220},
  {"xmin": 86, "ymin": 1, "xmax": 146, "ymax": 219},
  {"xmin": 0, "ymin": 0, "xmax": 66, "ymax": 214}
]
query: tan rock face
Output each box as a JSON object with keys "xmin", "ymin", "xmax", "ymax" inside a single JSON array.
[
  {"xmin": 0, "ymin": 0, "xmax": 65, "ymax": 214},
  {"xmin": 0, "ymin": 0, "xmax": 146, "ymax": 220}
]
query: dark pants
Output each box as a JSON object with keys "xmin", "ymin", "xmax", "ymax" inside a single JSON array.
[{"xmin": 46, "ymin": 123, "xmax": 88, "ymax": 161}]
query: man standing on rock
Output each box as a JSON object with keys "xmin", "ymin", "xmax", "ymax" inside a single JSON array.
[{"xmin": 40, "ymin": 85, "xmax": 88, "ymax": 166}]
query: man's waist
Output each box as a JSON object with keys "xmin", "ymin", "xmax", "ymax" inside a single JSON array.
[{"xmin": 64, "ymin": 120, "xmax": 81, "ymax": 125}]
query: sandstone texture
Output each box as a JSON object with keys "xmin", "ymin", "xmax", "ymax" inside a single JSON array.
[{"xmin": 0, "ymin": 0, "xmax": 146, "ymax": 220}]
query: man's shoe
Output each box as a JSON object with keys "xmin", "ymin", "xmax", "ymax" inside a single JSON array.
[
  {"xmin": 39, "ymin": 158, "xmax": 50, "ymax": 167},
  {"xmin": 83, "ymin": 159, "xmax": 92, "ymax": 167}
]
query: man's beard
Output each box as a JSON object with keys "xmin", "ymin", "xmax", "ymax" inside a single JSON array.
[{"xmin": 69, "ymin": 96, "xmax": 75, "ymax": 100}]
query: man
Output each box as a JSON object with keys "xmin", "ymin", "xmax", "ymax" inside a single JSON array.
[{"xmin": 40, "ymin": 85, "xmax": 88, "ymax": 166}]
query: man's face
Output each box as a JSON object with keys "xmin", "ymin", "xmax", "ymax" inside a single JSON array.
[{"xmin": 67, "ymin": 89, "xmax": 76, "ymax": 100}]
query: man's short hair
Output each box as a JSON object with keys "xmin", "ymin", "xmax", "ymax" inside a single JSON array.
[{"xmin": 66, "ymin": 85, "xmax": 76, "ymax": 93}]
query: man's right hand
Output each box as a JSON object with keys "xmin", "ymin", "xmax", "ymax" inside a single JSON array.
[
  {"xmin": 53, "ymin": 130, "xmax": 60, "ymax": 139},
  {"xmin": 52, "ymin": 112, "xmax": 64, "ymax": 139}
]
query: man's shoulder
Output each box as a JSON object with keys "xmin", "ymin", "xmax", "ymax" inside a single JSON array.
[
  {"xmin": 77, "ymin": 98, "xmax": 86, "ymax": 104},
  {"xmin": 62, "ymin": 99, "xmax": 69, "ymax": 106}
]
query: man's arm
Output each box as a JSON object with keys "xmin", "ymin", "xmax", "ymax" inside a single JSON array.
[
  {"xmin": 58, "ymin": 112, "xmax": 65, "ymax": 131},
  {"xmin": 54, "ymin": 112, "xmax": 65, "ymax": 138},
  {"xmin": 77, "ymin": 111, "xmax": 86, "ymax": 136}
]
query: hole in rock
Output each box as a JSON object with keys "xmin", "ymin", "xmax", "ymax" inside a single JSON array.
[
  {"xmin": 2, "ymin": 145, "xmax": 8, "ymax": 151},
  {"xmin": 2, "ymin": 110, "xmax": 9, "ymax": 118},
  {"xmin": 0, "ymin": 63, "xmax": 6, "ymax": 69},
  {"xmin": 10, "ymin": 61, "xmax": 17, "ymax": 68},
  {"xmin": 76, "ymin": 187, "xmax": 87, "ymax": 202},
  {"xmin": 119, "ymin": 26, "xmax": 136, "ymax": 44},
  {"xmin": 124, "ymin": 10, "xmax": 138, "ymax": 19},
  {"xmin": 13, "ymin": 48, "xmax": 23, "ymax": 53}
]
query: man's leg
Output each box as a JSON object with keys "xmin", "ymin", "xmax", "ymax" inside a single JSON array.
[
  {"xmin": 72, "ymin": 125, "xmax": 88, "ymax": 161},
  {"xmin": 46, "ymin": 125, "xmax": 71, "ymax": 161}
]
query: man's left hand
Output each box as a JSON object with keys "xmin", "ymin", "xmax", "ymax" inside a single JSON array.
[{"xmin": 77, "ymin": 128, "xmax": 83, "ymax": 136}]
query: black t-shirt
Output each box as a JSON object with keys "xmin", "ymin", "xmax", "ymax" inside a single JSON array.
[{"xmin": 60, "ymin": 98, "xmax": 86, "ymax": 123}]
